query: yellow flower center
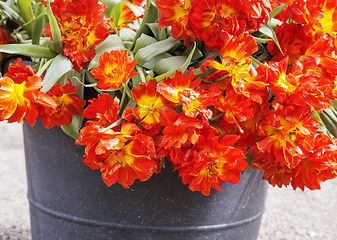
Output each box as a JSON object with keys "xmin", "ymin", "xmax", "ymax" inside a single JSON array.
[
  {"xmin": 137, "ymin": 95, "xmax": 164, "ymax": 124},
  {"xmin": 288, "ymin": 129, "xmax": 297, "ymax": 142},
  {"xmin": 277, "ymin": 72, "xmax": 297, "ymax": 93},
  {"xmin": 317, "ymin": 6, "xmax": 336, "ymax": 35}
]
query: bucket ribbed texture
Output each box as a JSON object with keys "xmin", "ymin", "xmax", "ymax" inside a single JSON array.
[{"xmin": 23, "ymin": 119, "xmax": 268, "ymax": 240}]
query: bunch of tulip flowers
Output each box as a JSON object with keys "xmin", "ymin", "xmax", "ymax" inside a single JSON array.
[{"xmin": 0, "ymin": 0, "xmax": 337, "ymax": 195}]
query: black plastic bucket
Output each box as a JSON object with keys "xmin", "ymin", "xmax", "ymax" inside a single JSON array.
[{"xmin": 22, "ymin": 120, "xmax": 268, "ymax": 240}]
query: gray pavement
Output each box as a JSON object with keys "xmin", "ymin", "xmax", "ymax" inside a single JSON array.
[{"xmin": 1, "ymin": 121, "xmax": 337, "ymax": 240}]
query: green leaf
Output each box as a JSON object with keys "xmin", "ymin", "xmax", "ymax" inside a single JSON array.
[
  {"xmin": 36, "ymin": 58, "xmax": 53, "ymax": 76},
  {"xmin": 61, "ymin": 115, "xmax": 84, "ymax": 139},
  {"xmin": 158, "ymin": 28, "xmax": 168, "ymax": 41},
  {"xmin": 147, "ymin": 23, "xmax": 159, "ymax": 39},
  {"xmin": 102, "ymin": 0, "xmax": 121, "ymax": 18},
  {"xmin": 268, "ymin": 18, "xmax": 283, "ymax": 29},
  {"xmin": 32, "ymin": 3, "xmax": 46, "ymax": 45},
  {"xmin": 259, "ymin": 23, "xmax": 284, "ymax": 55},
  {"xmin": 132, "ymin": 2, "xmax": 159, "ymax": 48},
  {"xmin": 88, "ymin": 35, "xmax": 125, "ymax": 69},
  {"xmin": 119, "ymin": 28, "xmax": 136, "ymax": 42},
  {"xmin": 311, "ymin": 109, "xmax": 324, "ymax": 125},
  {"xmin": 46, "ymin": 0, "xmax": 63, "ymax": 54},
  {"xmin": 172, "ymin": 42, "xmax": 196, "ymax": 72},
  {"xmin": 324, "ymin": 108, "xmax": 337, "ymax": 122},
  {"xmin": 85, "ymin": 70, "xmax": 104, "ymax": 94},
  {"xmin": 130, "ymin": 73, "xmax": 142, "ymax": 87},
  {"xmin": 65, "ymin": 69, "xmax": 85, "ymax": 99},
  {"xmin": 155, "ymin": 42, "xmax": 196, "ymax": 82},
  {"xmin": 95, "ymin": 34, "xmax": 125, "ymax": 53},
  {"xmin": 252, "ymin": 36, "xmax": 271, "ymax": 44},
  {"xmin": 17, "ymin": 0, "xmax": 34, "ymax": 37},
  {"xmin": 0, "ymin": 1, "xmax": 25, "ymax": 25},
  {"xmin": 111, "ymin": 2, "xmax": 123, "ymax": 30},
  {"xmin": 153, "ymin": 56, "xmax": 187, "ymax": 75},
  {"xmin": 0, "ymin": 44, "xmax": 57, "ymax": 58},
  {"xmin": 135, "ymin": 37, "xmax": 181, "ymax": 66},
  {"xmin": 143, "ymin": 53, "xmax": 172, "ymax": 69},
  {"xmin": 42, "ymin": 54, "xmax": 73, "ymax": 92},
  {"xmin": 122, "ymin": 41, "xmax": 133, "ymax": 50},
  {"xmin": 13, "ymin": 10, "xmax": 47, "ymax": 43},
  {"xmin": 320, "ymin": 109, "xmax": 337, "ymax": 138},
  {"xmin": 270, "ymin": 3, "xmax": 287, "ymax": 19},
  {"xmin": 147, "ymin": 23, "xmax": 167, "ymax": 40},
  {"xmin": 312, "ymin": 109, "xmax": 336, "ymax": 144},
  {"xmin": 132, "ymin": 34, "xmax": 157, "ymax": 55},
  {"xmin": 182, "ymin": 46, "xmax": 203, "ymax": 61}
]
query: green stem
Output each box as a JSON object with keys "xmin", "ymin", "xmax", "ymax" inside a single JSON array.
[
  {"xmin": 13, "ymin": 11, "xmax": 46, "ymax": 34},
  {"xmin": 100, "ymin": 118, "xmax": 123, "ymax": 132},
  {"xmin": 118, "ymin": 86, "xmax": 128, "ymax": 115},
  {"xmin": 113, "ymin": 24, "xmax": 119, "ymax": 35},
  {"xmin": 135, "ymin": 65, "xmax": 146, "ymax": 83},
  {"xmin": 85, "ymin": 70, "xmax": 104, "ymax": 94},
  {"xmin": 72, "ymin": 76, "xmax": 97, "ymax": 87},
  {"xmin": 210, "ymin": 112, "xmax": 224, "ymax": 121},
  {"xmin": 38, "ymin": 57, "xmax": 46, "ymax": 70},
  {"xmin": 123, "ymin": 82, "xmax": 132, "ymax": 98},
  {"xmin": 212, "ymin": 73, "xmax": 230, "ymax": 83},
  {"xmin": 36, "ymin": 58, "xmax": 52, "ymax": 76}
]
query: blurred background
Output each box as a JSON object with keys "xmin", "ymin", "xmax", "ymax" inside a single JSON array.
[{"xmin": 1, "ymin": 121, "xmax": 337, "ymax": 240}]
